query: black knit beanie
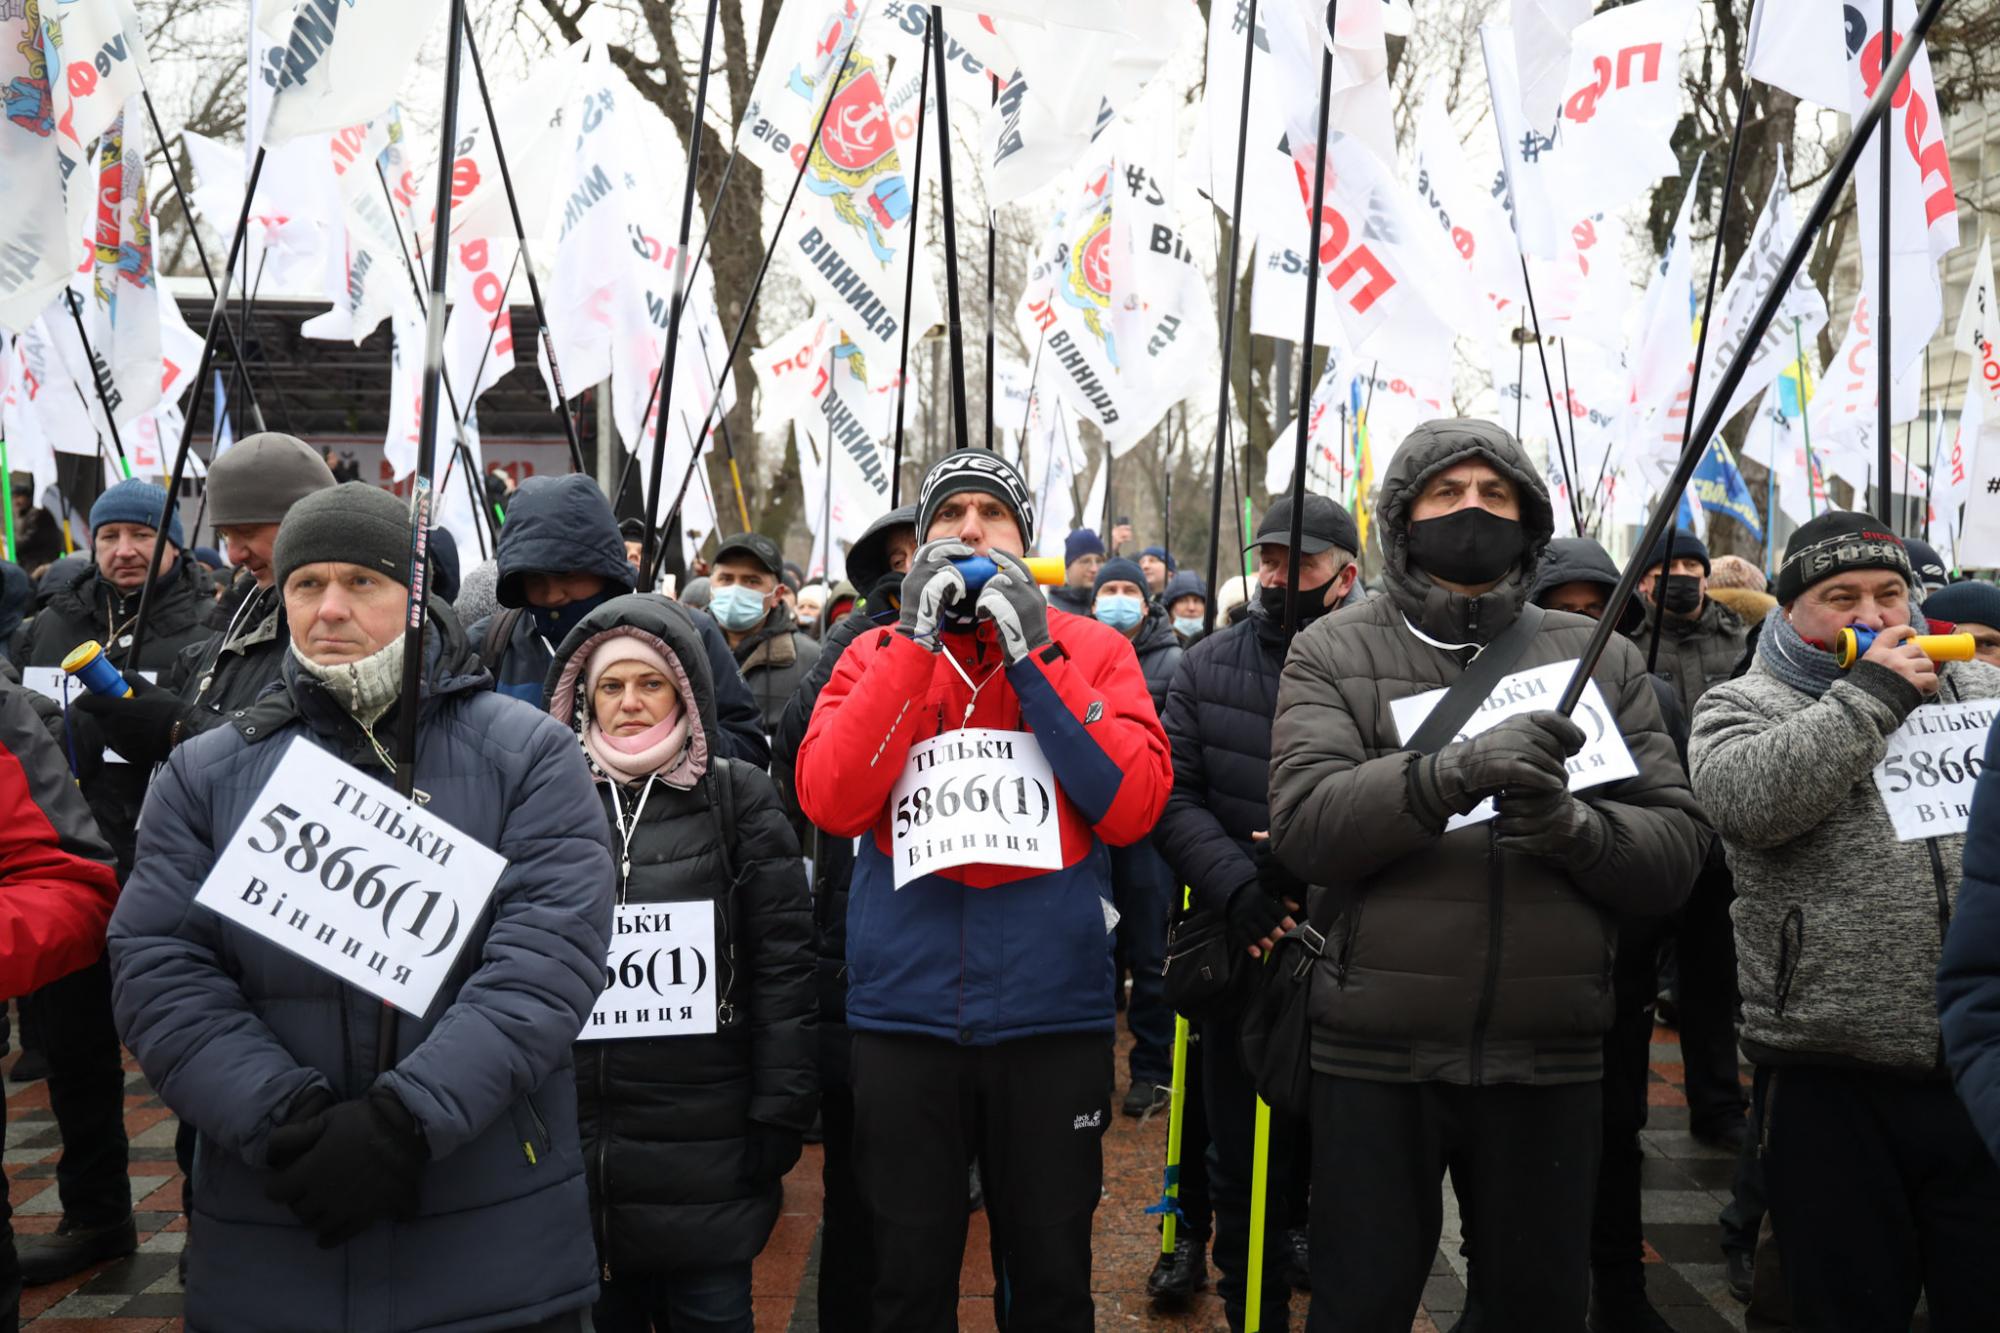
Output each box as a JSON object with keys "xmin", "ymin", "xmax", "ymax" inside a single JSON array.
[
  {"xmin": 274, "ymin": 483, "xmax": 415, "ymax": 590},
  {"xmin": 916, "ymin": 450, "xmax": 1036, "ymax": 547},
  {"xmin": 1774, "ymin": 510, "xmax": 1912, "ymax": 605}
]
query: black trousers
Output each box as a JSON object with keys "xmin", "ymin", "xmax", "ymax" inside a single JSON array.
[
  {"xmin": 19, "ymin": 958, "xmax": 130, "ymax": 1225},
  {"xmin": 816, "ymin": 1043, "xmax": 874, "ymax": 1332},
  {"xmin": 1591, "ymin": 919, "xmax": 1665, "ymax": 1291},
  {"xmin": 1675, "ymin": 859, "xmax": 1746, "ymax": 1133},
  {"xmin": 1200, "ymin": 1016, "xmax": 1299, "ymax": 1331},
  {"xmin": 1308, "ymin": 1075, "xmax": 1600, "ymax": 1333},
  {"xmin": 851, "ymin": 1031, "xmax": 1111, "ymax": 1333},
  {"xmin": 1173, "ymin": 1026, "xmax": 1213, "ymax": 1247},
  {"xmin": 1757, "ymin": 1064, "xmax": 2000, "ymax": 1332}
]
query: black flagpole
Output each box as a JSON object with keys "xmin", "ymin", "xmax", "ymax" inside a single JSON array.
[
  {"xmin": 62, "ymin": 289, "xmax": 133, "ymax": 479},
  {"xmin": 463, "ymin": 26, "xmax": 587, "ymax": 476},
  {"xmin": 1203, "ymin": 0, "xmax": 1259, "ymax": 635},
  {"xmin": 1284, "ymin": 38, "xmax": 1335, "ymax": 635},
  {"xmin": 1514, "ymin": 264, "xmax": 1584, "ymax": 534},
  {"xmin": 641, "ymin": 0, "xmax": 724, "ymax": 590},
  {"xmin": 984, "ymin": 80, "xmax": 998, "ymax": 454},
  {"xmin": 1876, "ymin": 0, "xmax": 1894, "ymax": 525},
  {"xmin": 128, "ymin": 148, "xmax": 266, "ymax": 665},
  {"xmin": 384, "ymin": 0, "xmax": 470, "ymax": 1073},
  {"xmin": 142, "ymin": 93, "xmax": 266, "ymax": 432},
  {"xmin": 928, "ymin": 6, "xmax": 971, "ymax": 455},
  {"xmin": 1559, "ymin": 0, "xmax": 1949, "ymax": 714},
  {"xmin": 890, "ymin": 21, "xmax": 934, "ymax": 507}
]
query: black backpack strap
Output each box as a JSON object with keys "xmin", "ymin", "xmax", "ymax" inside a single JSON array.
[
  {"xmin": 706, "ymin": 756, "xmax": 741, "ymax": 889},
  {"xmin": 1302, "ymin": 602, "xmax": 1549, "ymax": 943},
  {"xmin": 480, "ymin": 607, "xmax": 526, "ymax": 671}
]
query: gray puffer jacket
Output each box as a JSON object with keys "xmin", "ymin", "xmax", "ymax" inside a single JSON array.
[
  {"xmin": 1690, "ymin": 647, "xmax": 2000, "ymax": 1074},
  {"xmin": 108, "ymin": 607, "xmax": 615, "ymax": 1333},
  {"xmin": 1644, "ymin": 595, "xmax": 1748, "ymax": 722},
  {"xmin": 1268, "ymin": 419, "xmax": 1709, "ymax": 1086}
]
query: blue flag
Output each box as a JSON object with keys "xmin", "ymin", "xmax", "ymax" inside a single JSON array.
[{"xmin": 1689, "ymin": 439, "xmax": 1762, "ymax": 541}]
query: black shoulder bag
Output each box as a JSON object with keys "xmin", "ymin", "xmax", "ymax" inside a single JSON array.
[{"xmin": 1237, "ymin": 604, "xmax": 1546, "ymax": 1117}]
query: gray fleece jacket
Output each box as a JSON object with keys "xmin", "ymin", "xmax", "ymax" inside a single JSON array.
[{"xmin": 1690, "ymin": 654, "xmax": 2000, "ymax": 1074}]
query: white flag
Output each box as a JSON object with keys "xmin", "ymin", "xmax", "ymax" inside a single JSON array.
[
  {"xmin": 1696, "ymin": 154, "xmax": 1829, "ymax": 427},
  {"xmin": 257, "ymin": 0, "xmax": 452, "ymax": 147},
  {"xmin": 0, "ymin": 1, "xmax": 84, "ymax": 335},
  {"xmin": 78, "ymin": 99, "xmax": 159, "ymax": 428}
]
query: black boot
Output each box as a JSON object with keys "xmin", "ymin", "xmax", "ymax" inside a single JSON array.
[
  {"xmin": 1587, "ymin": 1275, "xmax": 1674, "ymax": 1333},
  {"xmin": 18, "ymin": 1214, "xmax": 137, "ymax": 1285},
  {"xmin": 1146, "ymin": 1234, "xmax": 1209, "ymax": 1305}
]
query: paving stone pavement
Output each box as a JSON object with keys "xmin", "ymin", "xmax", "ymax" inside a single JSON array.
[{"xmin": 5, "ymin": 1019, "xmax": 1760, "ymax": 1331}]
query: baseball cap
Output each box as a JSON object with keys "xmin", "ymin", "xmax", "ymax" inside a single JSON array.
[
  {"xmin": 713, "ymin": 532, "xmax": 785, "ymax": 576},
  {"xmin": 1248, "ymin": 494, "xmax": 1360, "ymax": 557}
]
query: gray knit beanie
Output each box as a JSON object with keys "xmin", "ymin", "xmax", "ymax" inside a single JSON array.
[
  {"xmin": 274, "ymin": 483, "xmax": 414, "ymax": 590},
  {"xmin": 209, "ymin": 433, "xmax": 337, "ymax": 527}
]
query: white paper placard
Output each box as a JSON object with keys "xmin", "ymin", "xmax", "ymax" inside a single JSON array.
[
  {"xmin": 193, "ymin": 737, "xmax": 504, "ymax": 1016},
  {"xmin": 578, "ymin": 902, "xmax": 720, "ymax": 1040},
  {"xmin": 21, "ymin": 667, "xmax": 159, "ymax": 764},
  {"xmin": 889, "ymin": 727, "xmax": 1065, "ymax": 888},
  {"xmin": 1871, "ymin": 699, "xmax": 2000, "ymax": 841},
  {"xmin": 1390, "ymin": 659, "xmax": 1639, "ymax": 830}
]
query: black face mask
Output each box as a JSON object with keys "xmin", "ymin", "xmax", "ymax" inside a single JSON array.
[
  {"xmin": 1258, "ymin": 578, "xmax": 1336, "ymax": 629},
  {"xmin": 1657, "ymin": 573, "xmax": 1702, "ymax": 616},
  {"xmin": 1405, "ymin": 508, "xmax": 1526, "ymax": 587}
]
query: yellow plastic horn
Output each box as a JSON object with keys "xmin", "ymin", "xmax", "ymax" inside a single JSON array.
[{"xmin": 1833, "ymin": 626, "xmax": 1977, "ymax": 670}]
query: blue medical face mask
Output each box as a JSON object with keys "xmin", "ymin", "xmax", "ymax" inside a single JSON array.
[
  {"xmin": 1173, "ymin": 615, "xmax": 1206, "ymax": 639},
  {"xmin": 1096, "ymin": 593, "xmax": 1144, "ymax": 631},
  {"xmin": 709, "ymin": 583, "xmax": 771, "ymax": 632}
]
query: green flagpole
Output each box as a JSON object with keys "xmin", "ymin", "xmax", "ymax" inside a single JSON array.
[{"xmin": 0, "ymin": 435, "xmax": 14, "ymax": 563}]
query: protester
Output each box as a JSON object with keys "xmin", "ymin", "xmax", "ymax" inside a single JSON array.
[
  {"xmin": 772, "ymin": 504, "xmax": 916, "ymax": 1332},
  {"xmin": 1091, "ymin": 556, "xmax": 1179, "ymax": 1117},
  {"xmin": 1942, "ymin": 668, "xmax": 2000, "ymax": 1175},
  {"xmin": 1634, "ymin": 527, "xmax": 1751, "ymax": 1154},
  {"xmin": 707, "ymin": 532, "xmax": 821, "ymax": 738},
  {"xmin": 544, "ymin": 593, "xmax": 816, "ymax": 1333},
  {"xmin": 1529, "ymin": 536, "xmax": 1693, "ymax": 1331},
  {"xmin": 12, "ymin": 478, "xmax": 217, "ymax": 1284},
  {"xmin": 1138, "ymin": 545, "xmax": 1174, "ymax": 598},
  {"xmin": 1052, "ymin": 527, "xmax": 1104, "ymax": 615},
  {"xmin": 1268, "ymin": 421, "xmax": 1707, "ymax": 1331},
  {"xmin": 680, "ymin": 575, "xmax": 712, "ymax": 611},
  {"xmin": 1922, "ymin": 580, "xmax": 2000, "ymax": 667},
  {"xmin": 0, "ymin": 672, "xmax": 120, "ymax": 1332},
  {"xmin": 467, "ymin": 474, "xmax": 768, "ymax": 767},
  {"xmin": 797, "ymin": 582, "xmax": 828, "ymax": 634},
  {"xmin": 456, "ymin": 556, "xmax": 501, "ymax": 627},
  {"xmin": 108, "ymin": 482, "xmax": 616, "ymax": 1332},
  {"xmin": 1153, "ymin": 491, "xmax": 1361, "ymax": 1330},
  {"xmin": 1215, "ymin": 573, "xmax": 1250, "ymax": 625},
  {"xmin": 795, "ymin": 451, "xmax": 1171, "ymax": 1329},
  {"xmin": 618, "ymin": 517, "xmax": 647, "ymax": 571},
  {"xmin": 1162, "ymin": 570, "xmax": 1210, "ymax": 645},
  {"xmin": 8, "ymin": 479, "xmax": 65, "ymax": 576},
  {"xmin": 822, "ymin": 578, "xmax": 859, "ymax": 628},
  {"xmin": 1691, "ymin": 514, "xmax": 2000, "ymax": 1329}
]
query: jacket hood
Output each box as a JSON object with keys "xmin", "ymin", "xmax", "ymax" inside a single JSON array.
[
  {"xmin": 1530, "ymin": 537, "xmax": 1644, "ymax": 635},
  {"xmin": 0, "ymin": 561, "xmax": 28, "ymax": 643},
  {"xmin": 543, "ymin": 593, "xmax": 720, "ymax": 756},
  {"xmin": 846, "ymin": 505, "xmax": 917, "ymax": 594},
  {"xmin": 495, "ymin": 475, "xmax": 637, "ymax": 608},
  {"xmin": 1378, "ymin": 418, "xmax": 1555, "ymax": 644}
]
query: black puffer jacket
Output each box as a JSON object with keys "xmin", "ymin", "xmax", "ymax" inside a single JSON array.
[
  {"xmin": 20, "ymin": 556, "xmax": 214, "ymax": 872},
  {"xmin": 166, "ymin": 582, "xmax": 292, "ymax": 742},
  {"xmin": 546, "ymin": 594, "xmax": 817, "ymax": 1273},
  {"xmin": 1153, "ymin": 607, "xmax": 1290, "ymax": 917},
  {"xmin": 1129, "ymin": 608, "xmax": 1182, "ymax": 715}
]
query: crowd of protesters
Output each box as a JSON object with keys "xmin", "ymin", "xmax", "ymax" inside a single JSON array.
[{"xmin": 3, "ymin": 420, "xmax": 2000, "ymax": 1333}]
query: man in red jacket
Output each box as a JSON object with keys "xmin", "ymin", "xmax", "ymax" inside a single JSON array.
[
  {"xmin": 0, "ymin": 677, "xmax": 119, "ymax": 1331},
  {"xmin": 796, "ymin": 449, "xmax": 1172, "ymax": 1331}
]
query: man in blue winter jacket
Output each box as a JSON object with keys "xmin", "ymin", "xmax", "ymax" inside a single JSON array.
[{"xmin": 107, "ymin": 483, "xmax": 616, "ymax": 1333}]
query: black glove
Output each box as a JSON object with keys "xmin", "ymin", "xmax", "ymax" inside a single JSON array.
[
  {"xmin": 896, "ymin": 539, "xmax": 973, "ymax": 643},
  {"xmin": 740, "ymin": 1122, "xmax": 803, "ymax": 1187},
  {"xmin": 265, "ymin": 1087, "xmax": 429, "ymax": 1248},
  {"xmin": 57, "ymin": 707, "xmax": 106, "ymax": 784},
  {"xmin": 72, "ymin": 675, "xmax": 187, "ymax": 766},
  {"xmin": 266, "ymin": 1084, "xmax": 337, "ymax": 1171},
  {"xmin": 1492, "ymin": 787, "xmax": 1610, "ymax": 874},
  {"xmin": 1409, "ymin": 710, "xmax": 1584, "ymax": 827},
  {"xmin": 974, "ymin": 551, "xmax": 1053, "ymax": 663},
  {"xmin": 1253, "ymin": 839, "xmax": 1307, "ymax": 904},
  {"xmin": 1225, "ymin": 878, "xmax": 1292, "ymax": 956}
]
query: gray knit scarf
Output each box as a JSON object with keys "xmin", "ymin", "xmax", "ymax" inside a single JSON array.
[{"xmin": 1755, "ymin": 596, "xmax": 1927, "ymax": 700}]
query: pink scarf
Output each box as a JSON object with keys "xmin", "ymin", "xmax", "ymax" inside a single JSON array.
[{"xmin": 585, "ymin": 707, "xmax": 698, "ymax": 787}]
